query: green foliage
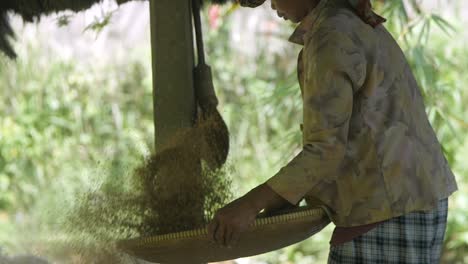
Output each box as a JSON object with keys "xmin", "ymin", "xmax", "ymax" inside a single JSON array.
[
  {"xmin": 83, "ymin": 9, "xmax": 117, "ymax": 37},
  {"xmin": 0, "ymin": 48, "xmax": 154, "ymax": 212},
  {"xmin": 0, "ymin": 49, "xmax": 158, "ymax": 260}
]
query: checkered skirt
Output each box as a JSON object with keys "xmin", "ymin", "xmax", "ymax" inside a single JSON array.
[{"xmin": 328, "ymin": 199, "xmax": 448, "ymax": 264}]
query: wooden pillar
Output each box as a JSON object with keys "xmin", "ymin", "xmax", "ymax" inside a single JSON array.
[
  {"xmin": 150, "ymin": 0, "xmax": 196, "ymax": 152},
  {"xmin": 149, "ymin": 2, "xmax": 206, "ymax": 263}
]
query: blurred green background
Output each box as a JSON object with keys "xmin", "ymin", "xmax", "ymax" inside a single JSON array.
[{"xmin": 0, "ymin": 0, "xmax": 467, "ymax": 263}]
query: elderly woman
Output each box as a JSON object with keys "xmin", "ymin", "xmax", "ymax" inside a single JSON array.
[{"xmin": 208, "ymin": 0, "xmax": 458, "ymax": 263}]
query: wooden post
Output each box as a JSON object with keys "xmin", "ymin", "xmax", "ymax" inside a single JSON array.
[
  {"xmin": 149, "ymin": 1, "xmax": 206, "ymax": 263},
  {"xmin": 150, "ymin": 0, "xmax": 196, "ymax": 152}
]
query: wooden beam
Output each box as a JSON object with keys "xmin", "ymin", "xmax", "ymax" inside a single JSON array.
[{"xmin": 150, "ymin": 0, "xmax": 196, "ymax": 152}]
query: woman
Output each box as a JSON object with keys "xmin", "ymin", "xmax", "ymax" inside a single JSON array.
[{"xmin": 208, "ymin": 0, "xmax": 458, "ymax": 263}]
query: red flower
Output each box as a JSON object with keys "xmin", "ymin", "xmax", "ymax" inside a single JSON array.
[{"xmin": 208, "ymin": 5, "xmax": 221, "ymax": 30}]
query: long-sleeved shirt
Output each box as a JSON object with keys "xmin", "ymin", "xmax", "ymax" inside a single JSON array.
[{"xmin": 265, "ymin": 0, "xmax": 458, "ymax": 227}]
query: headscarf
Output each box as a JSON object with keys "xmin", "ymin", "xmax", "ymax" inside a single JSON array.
[{"xmin": 237, "ymin": 0, "xmax": 386, "ymax": 28}]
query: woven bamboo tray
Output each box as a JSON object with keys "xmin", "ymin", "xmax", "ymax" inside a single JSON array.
[{"xmin": 117, "ymin": 206, "xmax": 330, "ymax": 263}]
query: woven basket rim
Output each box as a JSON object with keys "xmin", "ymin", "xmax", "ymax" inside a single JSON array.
[{"xmin": 118, "ymin": 206, "xmax": 327, "ymax": 248}]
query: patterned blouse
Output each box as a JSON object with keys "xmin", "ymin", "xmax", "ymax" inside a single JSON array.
[{"xmin": 265, "ymin": 0, "xmax": 458, "ymax": 227}]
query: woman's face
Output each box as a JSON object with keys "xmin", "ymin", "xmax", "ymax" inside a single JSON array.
[{"xmin": 270, "ymin": 0, "xmax": 319, "ymax": 23}]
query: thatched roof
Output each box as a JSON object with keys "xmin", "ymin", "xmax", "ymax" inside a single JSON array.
[{"xmin": 0, "ymin": 0, "xmax": 231, "ymax": 58}]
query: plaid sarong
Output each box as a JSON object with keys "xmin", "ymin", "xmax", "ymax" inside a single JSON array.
[{"xmin": 328, "ymin": 198, "xmax": 448, "ymax": 264}]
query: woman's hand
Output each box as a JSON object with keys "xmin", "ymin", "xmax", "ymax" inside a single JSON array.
[
  {"xmin": 208, "ymin": 196, "xmax": 258, "ymax": 248},
  {"xmin": 208, "ymin": 183, "xmax": 293, "ymax": 247}
]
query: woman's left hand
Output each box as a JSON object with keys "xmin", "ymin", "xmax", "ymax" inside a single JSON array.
[
  {"xmin": 208, "ymin": 183, "xmax": 292, "ymax": 248},
  {"xmin": 208, "ymin": 196, "xmax": 258, "ymax": 248}
]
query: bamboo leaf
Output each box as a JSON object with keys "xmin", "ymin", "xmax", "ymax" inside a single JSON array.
[{"xmin": 431, "ymin": 14, "xmax": 457, "ymax": 36}]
